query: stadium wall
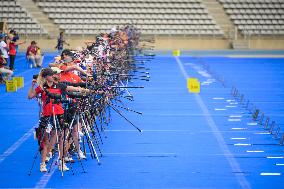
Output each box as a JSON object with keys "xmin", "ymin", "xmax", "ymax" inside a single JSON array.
[{"xmin": 18, "ymin": 36, "xmax": 284, "ymax": 52}]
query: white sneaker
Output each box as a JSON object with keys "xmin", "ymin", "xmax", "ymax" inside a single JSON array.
[
  {"xmin": 40, "ymin": 162, "xmax": 47, "ymax": 172},
  {"xmin": 79, "ymin": 130, "xmax": 84, "ymax": 137},
  {"xmin": 78, "ymin": 150, "xmax": 86, "ymax": 159},
  {"xmin": 45, "ymin": 152, "xmax": 52, "ymax": 162},
  {"xmin": 64, "ymin": 156, "xmax": 75, "ymax": 163},
  {"xmin": 58, "ymin": 160, "xmax": 69, "ymax": 171}
]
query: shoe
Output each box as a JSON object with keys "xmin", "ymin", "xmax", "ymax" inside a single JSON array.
[
  {"xmin": 45, "ymin": 156, "xmax": 51, "ymax": 162},
  {"xmin": 64, "ymin": 156, "xmax": 75, "ymax": 163},
  {"xmin": 79, "ymin": 130, "xmax": 84, "ymax": 137},
  {"xmin": 29, "ymin": 64, "xmax": 33, "ymax": 69},
  {"xmin": 40, "ymin": 162, "xmax": 47, "ymax": 172},
  {"xmin": 45, "ymin": 152, "xmax": 52, "ymax": 162},
  {"xmin": 58, "ymin": 160, "xmax": 69, "ymax": 171},
  {"xmin": 78, "ymin": 150, "xmax": 86, "ymax": 159}
]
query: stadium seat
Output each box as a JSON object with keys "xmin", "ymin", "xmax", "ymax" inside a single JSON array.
[
  {"xmin": 33, "ymin": 0, "xmax": 223, "ymax": 35},
  {"xmin": 218, "ymin": 0, "xmax": 284, "ymax": 36}
]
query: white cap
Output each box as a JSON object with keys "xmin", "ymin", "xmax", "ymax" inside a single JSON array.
[
  {"xmin": 111, "ymin": 27, "xmax": 117, "ymax": 32},
  {"xmin": 50, "ymin": 67, "xmax": 63, "ymax": 74}
]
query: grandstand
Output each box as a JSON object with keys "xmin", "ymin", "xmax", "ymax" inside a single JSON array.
[
  {"xmin": 219, "ymin": 0, "xmax": 284, "ymax": 36},
  {"xmin": 37, "ymin": 0, "xmax": 223, "ymax": 36},
  {"xmin": 0, "ymin": 0, "xmax": 47, "ymax": 35},
  {"xmin": 0, "ymin": 0, "xmax": 284, "ymax": 50}
]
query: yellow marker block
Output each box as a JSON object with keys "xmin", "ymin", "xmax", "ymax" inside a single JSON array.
[
  {"xmin": 13, "ymin": 77, "xmax": 24, "ymax": 88},
  {"xmin": 172, "ymin": 49, "xmax": 181, "ymax": 56},
  {"xmin": 6, "ymin": 80, "xmax": 17, "ymax": 92},
  {"xmin": 187, "ymin": 78, "xmax": 200, "ymax": 93}
]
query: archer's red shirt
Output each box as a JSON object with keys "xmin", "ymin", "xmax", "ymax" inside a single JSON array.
[{"xmin": 35, "ymin": 83, "xmax": 67, "ymax": 116}]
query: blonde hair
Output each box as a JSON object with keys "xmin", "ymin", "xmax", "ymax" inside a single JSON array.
[{"xmin": 36, "ymin": 68, "xmax": 46, "ymax": 89}]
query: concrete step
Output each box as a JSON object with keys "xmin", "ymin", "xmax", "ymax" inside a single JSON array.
[
  {"xmin": 27, "ymin": 7, "xmax": 38, "ymax": 10},
  {"xmin": 31, "ymin": 12, "xmax": 46, "ymax": 16},
  {"xmin": 202, "ymin": 0, "xmax": 235, "ymax": 39},
  {"xmin": 42, "ymin": 24, "xmax": 57, "ymax": 27},
  {"xmin": 16, "ymin": 0, "xmax": 59, "ymax": 36},
  {"xmin": 213, "ymin": 18, "xmax": 231, "ymax": 22}
]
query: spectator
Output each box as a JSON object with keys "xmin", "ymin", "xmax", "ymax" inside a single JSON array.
[
  {"xmin": 0, "ymin": 33, "xmax": 9, "ymax": 63},
  {"xmin": 9, "ymin": 29, "xmax": 20, "ymax": 51},
  {"xmin": 55, "ymin": 31, "xmax": 69, "ymax": 53},
  {"xmin": 0, "ymin": 18, "xmax": 9, "ymax": 34},
  {"xmin": 0, "ymin": 49, "xmax": 13, "ymax": 82},
  {"xmin": 8, "ymin": 30, "xmax": 25, "ymax": 71},
  {"xmin": 26, "ymin": 41, "xmax": 42, "ymax": 68}
]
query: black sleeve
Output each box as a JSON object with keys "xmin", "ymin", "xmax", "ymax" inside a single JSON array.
[
  {"xmin": 71, "ymin": 82, "xmax": 87, "ymax": 87},
  {"xmin": 60, "ymin": 82, "xmax": 86, "ymax": 88},
  {"xmin": 57, "ymin": 83, "xmax": 67, "ymax": 91}
]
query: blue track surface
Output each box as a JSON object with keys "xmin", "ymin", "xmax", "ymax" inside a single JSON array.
[{"xmin": 0, "ymin": 52, "xmax": 284, "ymax": 188}]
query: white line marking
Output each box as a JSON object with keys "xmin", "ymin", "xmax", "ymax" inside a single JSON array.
[
  {"xmin": 207, "ymin": 78, "xmax": 214, "ymax": 81},
  {"xmin": 201, "ymin": 82, "xmax": 210, "ymax": 86},
  {"xmin": 230, "ymin": 115, "xmax": 242, "ymax": 118},
  {"xmin": 231, "ymin": 138, "xmax": 247, "ymax": 140},
  {"xmin": 276, "ymin": 163, "xmax": 284, "ymax": 166},
  {"xmin": 215, "ymin": 108, "xmax": 227, "ymax": 111},
  {"xmin": 232, "ymin": 128, "xmax": 246, "ymax": 130},
  {"xmin": 246, "ymin": 150, "xmax": 264, "ymax": 153},
  {"xmin": 34, "ymin": 167, "xmax": 56, "ymax": 188},
  {"xmin": 247, "ymin": 123, "xmax": 257, "ymax": 126},
  {"xmin": 235, "ymin": 112, "xmax": 245, "ymax": 114},
  {"xmin": 227, "ymin": 100, "xmax": 235, "ymax": 102},
  {"xmin": 0, "ymin": 127, "xmax": 34, "ymax": 164},
  {"xmin": 175, "ymin": 57, "xmax": 189, "ymax": 79},
  {"xmin": 260, "ymin": 173, "xmax": 281, "ymax": 176},
  {"xmin": 230, "ymin": 102, "xmax": 239, "ymax": 105},
  {"xmin": 234, "ymin": 143, "xmax": 252, "ymax": 146},
  {"xmin": 197, "ymin": 71, "xmax": 211, "ymax": 78},
  {"xmin": 267, "ymin": 156, "xmax": 284, "ymax": 159},
  {"xmin": 213, "ymin": 97, "xmax": 224, "ymax": 100},
  {"xmin": 226, "ymin": 105, "xmax": 237, "ymax": 108},
  {"xmin": 254, "ymin": 132, "xmax": 270, "ymax": 135},
  {"xmin": 228, "ymin": 119, "xmax": 242, "ymax": 122},
  {"xmin": 175, "ymin": 57, "xmax": 251, "ymax": 189}
]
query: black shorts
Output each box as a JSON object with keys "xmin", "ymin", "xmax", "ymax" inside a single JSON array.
[
  {"xmin": 64, "ymin": 104, "xmax": 76, "ymax": 124},
  {"xmin": 38, "ymin": 114, "xmax": 65, "ymax": 130}
]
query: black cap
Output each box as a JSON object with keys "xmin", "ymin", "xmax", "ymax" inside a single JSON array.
[
  {"xmin": 41, "ymin": 68, "xmax": 55, "ymax": 77},
  {"xmin": 9, "ymin": 29, "xmax": 17, "ymax": 35},
  {"xmin": 61, "ymin": 49, "xmax": 73, "ymax": 57}
]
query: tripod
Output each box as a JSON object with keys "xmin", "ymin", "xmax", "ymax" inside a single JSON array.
[
  {"xmin": 49, "ymin": 101, "xmax": 72, "ymax": 176},
  {"xmin": 45, "ymin": 99, "xmax": 75, "ymax": 176},
  {"xmin": 67, "ymin": 100, "xmax": 101, "ymax": 165},
  {"xmin": 28, "ymin": 121, "xmax": 49, "ymax": 176}
]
